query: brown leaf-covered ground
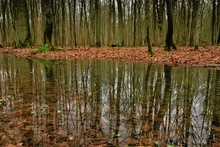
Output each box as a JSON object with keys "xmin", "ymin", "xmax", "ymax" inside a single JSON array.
[{"xmin": 1, "ymin": 46, "xmax": 220, "ymax": 67}]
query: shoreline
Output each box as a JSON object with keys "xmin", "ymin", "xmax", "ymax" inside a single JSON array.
[{"xmin": 1, "ymin": 46, "xmax": 220, "ymax": 67}]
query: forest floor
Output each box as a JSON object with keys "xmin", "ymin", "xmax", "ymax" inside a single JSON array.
[{"xmin": 1, "ymin": 46, "xmax": 220, "ymax": 67}]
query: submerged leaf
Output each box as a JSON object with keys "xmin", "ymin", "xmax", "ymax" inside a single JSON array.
[{"xmin": 154, "ymin": 141, "xmax": 160, "ymax": 146}]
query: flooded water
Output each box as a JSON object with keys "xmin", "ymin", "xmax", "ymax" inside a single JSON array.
[{"xmin": 0, "ymin": 54, "xmax": 220, "ymax": 147}]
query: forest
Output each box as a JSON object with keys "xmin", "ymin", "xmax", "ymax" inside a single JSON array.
[{"xmin": 0, "ymin": 0, "xmax": 220, "ymax": 51}]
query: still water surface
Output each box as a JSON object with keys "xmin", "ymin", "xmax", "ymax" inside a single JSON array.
[{"xmin": 0, "ymin": 54, "xmax": 220, "ymax": 147}]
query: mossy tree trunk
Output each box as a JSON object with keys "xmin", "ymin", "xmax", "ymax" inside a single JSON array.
[
  {"xmin": 13, "ymin": 0, "xmax": 32, "ymax": 47},
  {"xmin": 33, "ymin": 0, "xmax": 62, "ymax": 54}
]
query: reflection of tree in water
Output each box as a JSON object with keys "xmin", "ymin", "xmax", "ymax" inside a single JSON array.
[
  {"xmin": 1, "ymin": 57, "xmax": 220, "ymax": 146},
  {"xmin": 211, "ymin": 70, "xmax": 220, "ymax": 143}
]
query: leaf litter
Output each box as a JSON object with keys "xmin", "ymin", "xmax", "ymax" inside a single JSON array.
[{"xmin": 1, "ymin": 46, "xmax": 220, "ymax": 67}]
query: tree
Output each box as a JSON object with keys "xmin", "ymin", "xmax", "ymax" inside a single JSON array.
[
  {"xmin": 95, "ymin": 0, "xmax": 101, "ymax": 47},
  {"xmin": 133, "ymin": 0, "xmax": 137, "ymax": 46},
  {"xmin": 1, "ymin": 0, "xmax": 7, "ymax": 47},
  {"xmin": 165, "ymin": 0, "xmax": 177, "ymax": 51},
  {"xmin": 116, "ymin": 0, "xmax": 124, "ymax": 46},
  {"xmin": 33, "ymin": 0, "xmax": 62, "ymax": 54},
  {"xmin": 212, "ymin": 0, "xmax": 216, "ymax": 45},
  {"xmin": 68, "ymin": 0, "xmax": 77, "ymax": 47},
  {"xmin": 13, "ymin": 0, "xmax": 32, "ymax": 47},
  {"xmin": 190, "ymin": 0, "xmax": 201, "ymax": 49},
  {"xmin": 145, "ymin": 0, "xmax": 153, "ymax": 54},
  {"xmin": 155, "ymin": 0, "xmax": 166, "ymax": 46},
  {"xmin": 43, "ymin": 0, "xmax": 53, "ymax": 44},
  {"xmin": 217, "ymin": 0, "xmax": 220, "ymax": 44},
  {"xmin": 0, "ymin": 0, "xmax": 218, "ymax": 48}
]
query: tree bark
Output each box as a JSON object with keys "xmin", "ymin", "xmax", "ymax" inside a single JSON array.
[
  {"xmin": 212, "ymin": 0, "xmax": 216, "ymax": 45},
  {"xmin": 1, "ymin": 0, "xmax": 7, "ymax": 46},
  {"xmin": 145, "ymin": 0, "xmax": 153, "ymax": 54},
  {"xmin": 61, "ymin": 0, "xmax": 66, "ymax": 46},
  {"xmin": 133, "ymin": 0, "xmax": 137, "ymax": 46},
  {"xmin": 217, "ymin": 0, "xmax": 220, "ymax": 44},
  {"xmin": 42, "ymin": 0, "xmax": 53, "ymax": 44},
  {"xmin": 190, "ymin": 0, "xmax": 201, "ymax": 49},
  {"xmin": 13, "ymin": 0, "xmax": 32, "ymax": 47},
  {"xmin": 112, "ymin": 0, "xmax": 116, "ymax": 45},
  {"xmin": 165, "ymin": 0, "xmax": 176, "ymax": 51},
  {"xmin": 116, "ymin": 0, "xmax": 124, "ymax": 46},
  {"xmin": 83, "ymin": 0, "xmax": 89, "ymax": 46},
  {"xmin": 95, "ymin": 0, "xmax": 101, "ymax": 47},
  {"xmin": 156, "ymin": 0, "xmax": 165, "ymax": 46}
]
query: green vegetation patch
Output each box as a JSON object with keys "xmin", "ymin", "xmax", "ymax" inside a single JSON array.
[{"xmin": 32, "ymin": 42, "xmax": 63, "ymax": 54}]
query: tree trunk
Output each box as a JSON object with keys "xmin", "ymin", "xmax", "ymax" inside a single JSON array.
[
  {"xmin": 1, "ymin": 0, "xmax": 7, "ymax": 46},
  {"xmin": 83, "ymin": 0, "xmax": 90, "ymax": 46},
  {"xmin": 13, "ymin": 0, "xmax": 32, "ymax": 47},
  {"xmin": 165, "ymin": 0, "xmax": 176, "ymax": 51},
  {"xmin": 152, "ymin": 1, "xmax": 158, "ymax": 46},
  {"xmin": 156, "ymin": 0, "xmax": 165, "ymax": 46},
  {"xmin": 69, "ymin": 0, "xmax": 77, "ymax": 47},
  {"xmin": 133, "ymin": 0, "xmax": 137, "ymax": 46},
  {"xmin": 217, "ymin": 0, "xmax": 220, "ymax": 44},
  {"xmin": 190, "ymin": 0, "xmax": 201, "ymax": 49},
  {"xmin": 116, "ymin": 0, "xmax": 124, "ymax": 46},
  {"xmin": 61, "ymin": 0, "xmax": 66, "ymax": 46},
  {"xmin": 145, "ymin": 0, "xmax": 153, "ymax": 54},
  {"xmin": 73, "ymin": 0, "xmax": 77, "ymax": 46},
  {"xmin": 212, "ymin": 0, "xmax": 216, "ymax": 45},
  {"xmin": 108, "ymin": 0, "xmax": 112, "ymax": 46},
  {"xmin": 42, "ymin": 0, "xmax": 53, "ymax": 44},
  {"xmin": 95, "ymin": 0, "xmax": 101, "ymax": 47},
  {"xmin": 90, "ymin": 0, "xmax": 95, "ymax": 47}
]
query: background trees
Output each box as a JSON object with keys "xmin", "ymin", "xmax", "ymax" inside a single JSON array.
[{"xmin": 0, "ymin": 0, "xmax": 219, "ymax": 48}]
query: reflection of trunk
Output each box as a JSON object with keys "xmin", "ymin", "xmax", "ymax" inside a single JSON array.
[
  {"xmin": 155, "ymin": 66, "xmax": 172, "ymax": 131},
  {"xmin": 213, "ymin": 70, "xmax": 220, "ymax": 126},
  {"xmin": 140, "ymin": 64, "xmax": 152, "ymax": 138},
  {"xmin": 91, "ymin": 61, "xmax": 102, "ymax": 134},
  {"xmin": 164, "ymin": 66, "xmax": 171, "ymax": 103},
  {"xmin": 114, "ymin": 63, "xmax": 122, "ymax": 146},
  {"xmin": 182, "ymin": 67, "xmax": 192, "ymax": 144}
]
